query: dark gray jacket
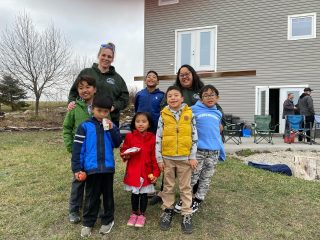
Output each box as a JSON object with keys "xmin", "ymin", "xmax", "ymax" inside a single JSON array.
[
  {"xmin": 298, "ymin": 95, "xmax": 314, "ymax": 116},
  {"xmin": 282, "ymin": 99, "xmax": 295, "ymax": 119}
]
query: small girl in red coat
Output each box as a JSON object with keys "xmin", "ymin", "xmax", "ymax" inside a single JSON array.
[{"xmin": 120, "ymin": 112, "xmax": 160, "ymax": 228}]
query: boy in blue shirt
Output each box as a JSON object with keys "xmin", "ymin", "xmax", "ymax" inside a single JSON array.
[
  {"xmin": 71, "ymin": 94, "xmax": 122, "ymax": 237},
  {"xmin": 135, "ymin": 70, "xmax": 164, "ymax": 133},
  {"xmin": 190, "ymin": 85, "xmax": 225, "ymax": 213}
]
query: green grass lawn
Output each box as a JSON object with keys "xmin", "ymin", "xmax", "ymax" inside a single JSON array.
[{"xmin": 1, "ymin": 131, "xmax": 319, "ymax": 240}]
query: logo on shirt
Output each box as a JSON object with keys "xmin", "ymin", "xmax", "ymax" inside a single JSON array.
[
  {"xmin": 106, "ymin": 78, "xmax": 115, "ymax": 84},
  {"xmin": 184, "ymin": 116, "xmax": 189, "ymax": 121},
  {"xmin": 193, "ymin": 93, "xmax": 200, "ymax": 100}
]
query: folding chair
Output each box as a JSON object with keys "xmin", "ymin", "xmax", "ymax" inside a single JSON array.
[
  {"xmin": 252, "ymin": 115, "xmax": 278, "ymax": 144},
  {"xmin": 286, "ymin": 115, "xmax": 312, "ymax": 145},
  {"xmin": 223, "ymin": 121, "xmax": 242, "ymax": 145},
  {"xmin": 314, "ymin": 115, "xmax": 320, "ymax": 143}
]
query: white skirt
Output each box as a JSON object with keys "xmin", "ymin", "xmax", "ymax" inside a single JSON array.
[{"xmin": 124, "ymin": 177, "xmax": 155, "ymax": 194}]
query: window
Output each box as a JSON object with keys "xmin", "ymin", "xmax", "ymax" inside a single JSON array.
[
  {"xmin": 288, "ymin": 13, "xmax": 316, "ymax": 40},
  {"xmin": 158, "ymin": 0, "xmax": 178, "ymax": 6},
  {"xmin": 175, "ymin": 26, "xmax": 217, "ymax": 72}
]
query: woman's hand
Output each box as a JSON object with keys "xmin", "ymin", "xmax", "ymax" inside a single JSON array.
[{"xmin": 67, "ymin": 101, "xmax": 76, "ymax": 111}]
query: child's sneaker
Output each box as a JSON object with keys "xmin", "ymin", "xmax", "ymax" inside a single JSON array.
[
  {"xmin": 80, "ymin": 226, "xmax": 92, "ymax": 237},
  {"xmin": 135, "ymin": 215, "xmax": 146, "ymax": 227},
  {"xmin": 174, "ymin": 199, "xmax": 182, "ymax": 213},
  {"xmin": 191, "ymin": 199, "xmax": 200, "ymax": 213},
  {"xmin": 181, "ymin": 214, "xmax": 193, "ymax": 234},
  {"xmin": 69, "ymin": 212, "xmax": 81, "ymax": 224},
  {"xmin": 127, "ymin": 213, "xmax": 138, "ymax": 226},
  {"xmin": 160, "ymin": 208, "xmax": 174, "ymax": 231},
  {"xmin": 99, "ymin": 221, "xmax": 114, "ymax": 234}
]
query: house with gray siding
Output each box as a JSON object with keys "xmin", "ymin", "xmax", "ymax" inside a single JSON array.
[{"xmin": 142, "ymin": 0, "xmax": 319, "ymax": 133}]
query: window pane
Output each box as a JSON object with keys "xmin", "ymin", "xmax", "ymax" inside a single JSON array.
[
  {"xmin": 200, "ymin": 31, "xmax": 211, "ymax": 66},
  {"xmin": 292, "ymin": 16, "xmax": 312, "ymax": 36},
  {"xmin": 260, "ymin": 91, "xmax": 266, "ymax": 115},
  {"xmin": 181, "ymin": 33, "xmax": 191, "ymax": 65}
]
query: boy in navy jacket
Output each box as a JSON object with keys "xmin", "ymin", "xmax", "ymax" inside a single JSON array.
[{"xmin": 71, "ymin": 94, "xmax": 122, "ymax": 237}]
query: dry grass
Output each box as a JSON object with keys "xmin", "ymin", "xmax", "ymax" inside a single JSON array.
[{"xmin": 1, "ymin": 131, "xmax": 320, "ymax": 239}]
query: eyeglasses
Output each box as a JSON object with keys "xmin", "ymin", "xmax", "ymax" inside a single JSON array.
[
  {"xmin": 101, "ymin": 43, "xmax": 114, "ymax": 50},
  {"xmin": 202, "ymin": 94, "xmax": 217, "ymax": 99},
  {"xmin": 179, "ymin": 72, "xmax": 191, "ymax": 78}
]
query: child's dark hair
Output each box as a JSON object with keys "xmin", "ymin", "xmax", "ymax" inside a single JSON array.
[
  {"xmin": 199, "ymin": 85, "xmax": 219, "ymax": 98},
  {"xmin": 92, "ymin": 94, "xmax": 113, "ymax": 110},
  {"xmin": 146, "ymin": 70, "xmax": 159, "ymax": 80},
  {"xmin": 75, "ymin": 75, "xmax": 96, "ymax": 88},
  {"xmin": 165, "ymin": 85, "xmax": 183, "ymax": 98},
  {"xmin": 130, "ymin": 112, "xmax": 153, "ymax": 131}
]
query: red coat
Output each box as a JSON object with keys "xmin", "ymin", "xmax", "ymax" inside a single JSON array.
[{"xmin": 120, "ymin": 130, "xmax": 160, "ymax": 187}]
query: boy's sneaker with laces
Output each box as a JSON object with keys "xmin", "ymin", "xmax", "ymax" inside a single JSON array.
[
  {"xmin": 181, "ymin": 214, "xmax": 193, "ymax": 234},
  {"xmin": 191, "ymin": 199, "xmax": 200, "ymax": 213},
  {"xmin": 69, "ymin": 212, "xmax": 81, "ymax": 224},
  {"xmin": 135, "ymin": 215, "xmax": 146, "ymax": 227},
  {"xmin": 174, "ymin": 199, "xmax": 182, "ymax": 213},
  {"xmin": 160, "ymin": 208, "xmax": 174, "ymax": 231},
  {"xmin": 99, "ymin": 221, "xmax": 114, "ymax": 234},
  {"xmin": 80, "ymin": 226, "xmax": 92, "ymax": 237},
  {"xmin": 127, "ymin": 213, "xmax": 138, "ymax": 226}
]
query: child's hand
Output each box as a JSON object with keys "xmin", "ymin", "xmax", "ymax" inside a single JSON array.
[
  {"xmin": 150, "ymin": 176, "xmax": 157, "ymax": 184},
  {"xmin": 158, "ymin": 162, "xmax": 164, "ymax": 172},
  {"xmin": 67, "ymin": 101, "xmax": 76, "ymax": 111},
  {"xmin": 120, "ymin": 152, "xmax": 131, "ymax": 161},
  {"xmin": 189, "ymin": 159, "xmax": 198, "ymax": 170}
]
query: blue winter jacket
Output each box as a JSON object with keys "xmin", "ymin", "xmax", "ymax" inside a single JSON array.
[
  {"xmin": 71, "ymin": 117, "xmax": 122, "ymax": 174},
  {"xmin": 191, "ymin": 101, "xmax": 226, "ymax": 161},
  {"xmin": 135, "ymin": 88, "xmax": 164, "ymax": 132}
]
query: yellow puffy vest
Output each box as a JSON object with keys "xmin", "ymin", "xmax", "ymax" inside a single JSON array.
[{"xmin": 161, "ymin": 105, "xmax": 192, "ymax": 156}]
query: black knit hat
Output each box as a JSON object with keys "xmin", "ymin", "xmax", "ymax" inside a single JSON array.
[{"xmin": 304, "ymin": 87, "xmax": 313, "ymax": 92}]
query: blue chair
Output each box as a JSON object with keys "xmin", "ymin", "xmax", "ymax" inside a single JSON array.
[
  {"xmin": 313, "ymin": 115, "xmax": 320, "ymax": 143},
  {"xmin": 286, "ymin": 115, "xmax": 312, "ymax": 145}
]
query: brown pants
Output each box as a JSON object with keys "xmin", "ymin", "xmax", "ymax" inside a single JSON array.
[{"xmin": 160, "ymin": 159, "xmax": 192, "ymax": 215}]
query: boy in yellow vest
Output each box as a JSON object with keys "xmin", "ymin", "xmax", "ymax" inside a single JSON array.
[{"xmin": 156, "ymin": 86, "xmax": 198, "ymax": 234}]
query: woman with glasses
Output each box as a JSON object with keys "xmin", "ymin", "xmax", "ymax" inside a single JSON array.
[{"xmin": 68, "ymin": 42, "xmax": 129, "ymax": 127}]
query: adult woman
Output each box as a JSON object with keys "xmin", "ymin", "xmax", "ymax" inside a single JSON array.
[{"xmin": 68, "ymin": 43, "xmax": 129, "ymax": 127}]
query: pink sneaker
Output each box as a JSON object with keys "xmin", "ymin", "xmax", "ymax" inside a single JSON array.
[
  {"xmin": 127, "ymin": 213, "xmax": 138, "ymax": 226},
  {"xmin": 135, "ymin": 215, "xmax": 146, "ymax": 227}
]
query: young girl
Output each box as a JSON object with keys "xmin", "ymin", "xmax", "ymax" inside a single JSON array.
[{"xmin": 120, "ymin": 112, "xmax": 160, "ymax": 227}]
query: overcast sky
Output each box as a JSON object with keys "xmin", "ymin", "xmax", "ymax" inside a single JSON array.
[{"xmin": 0, "ymin": 0, "xmax": 144, "ymax": 100}]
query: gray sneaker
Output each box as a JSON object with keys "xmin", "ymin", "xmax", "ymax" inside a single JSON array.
[
  {"xmin": 181, "ymin": 214, "xmax": 193, "ymax": 234},
  {"xmin": 80, "ymin": 226, "xmax": 92, "ymax": 237},
  {"xmin": 160, "ymin": 208, "xmax": 174, "ymax": 231},
  {"xmin": 99, "ymin": 221, "xmax": 114, "ymax": 234},
  {"xmin": 69, "ymin": 212, "xmax": 81, "ymax": 224}
]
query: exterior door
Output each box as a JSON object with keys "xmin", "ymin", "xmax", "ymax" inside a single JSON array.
[
  {"xmin": 279, "ymin": 88, "xmax": 304, "ymax": 133},
  {"xmin": 255, "ymin": 86, "xmax": 269, "ymax": 115}
]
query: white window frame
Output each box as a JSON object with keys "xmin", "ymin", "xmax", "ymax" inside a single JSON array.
[
  {"xmin": 174, "ymin": 26, "xmax": 217, "ymax": 73},
  {"xmin": 158, "ymin": 0, "xmax": 178, "ymax": 6},
  {"xmin": 288, "ymin": 13, "xmax": 317, "ymax": 40}
]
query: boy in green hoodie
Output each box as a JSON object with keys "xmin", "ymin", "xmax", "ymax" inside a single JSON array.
[{"xmin": 63, "ymin": 75, "xmax": 96, "ymax": 223}]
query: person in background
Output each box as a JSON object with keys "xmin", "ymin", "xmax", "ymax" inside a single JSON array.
[
  {"xmin": 135, "ymin": 71, "xmax": 164, "ymax": 133},
  {"xmin": 63, "ymin": 75, "xmax": 96, "ymax": 224},
  {"xmin": 282, "ymin": 93, "xmax": 296, "ymax": 138},
  {"xmin": 120, "ymin": 112, "xmax": 160, "ymax": 228},
  {"xmin": 156, "ymin": 86, "xmax": 198, "ymax": 234},
  {"xmin": 71, "ymin": 95, "xmax": 122, "ymax": 237},
  {"xmin": 68, "ymin": 42, "xmax": 129, "ymax": 127},
  {"xmin": 298, "ymin": 87, "xmax": 315, "ymax": 142}
]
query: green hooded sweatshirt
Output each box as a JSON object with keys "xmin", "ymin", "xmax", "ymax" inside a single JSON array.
[
  {"xmin": 63, "ymin": 99, "xmax": 91, "ymax": 153},
  {"xmin": 68, "ymin": 63, "xmax": 129, "ymax": 123}
]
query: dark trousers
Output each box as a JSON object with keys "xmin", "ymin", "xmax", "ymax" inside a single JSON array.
[
  {"xmin": 298, "ymin": 115, "xmax": 314, "ymax": 142},
  {"xmin": 131, "ymin": 193, "xmax": 148, "ymax": 214},
  {"xmin": 82, "ymin": 173, "xmax": 114, "ymax": 227},
  {"xmin": 69, "ymin": 177, "xmax": 85, "ymax": 213}
]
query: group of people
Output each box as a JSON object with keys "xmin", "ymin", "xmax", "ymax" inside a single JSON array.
[
  {"xmin": 62, "ymin": 43, "xmax": 225, "ymax": 237},
  {"xmin": 282, "ymin": 87, "xmax": 315, "ymax": 142}
]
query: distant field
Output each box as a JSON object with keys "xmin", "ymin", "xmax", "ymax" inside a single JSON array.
[
  {"xmin": 1, "ymin": 131, "xmax": 320, "ymax": 239},
  {"xmin": 0, "ymin": 101, "xmax": 67, "ymax": 112}
]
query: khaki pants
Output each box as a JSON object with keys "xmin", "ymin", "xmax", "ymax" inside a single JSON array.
[{"xmin": 161, "ymin": 159, "xmax": 192, "ymax": 215}]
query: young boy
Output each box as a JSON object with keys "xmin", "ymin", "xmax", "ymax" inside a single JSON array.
[
  {"xmin": 63, "ymin": 75, "xmax": 96, "ymax": 223},
  {"xmin": 156, "ymin": 86, "xmax": 198, "ymax": 234},
  {"xmin": 190, "ymin": 85, "xmax": 225, "ymax": 213},
  {"xmin": 71, "ymin": 94, "xmax": 122, "ymax": 237},
  {"xmin": 135, "ymin": 70, "xmax": 164, "ymax": 133}
]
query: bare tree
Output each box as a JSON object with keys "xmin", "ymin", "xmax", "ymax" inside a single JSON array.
[{"xmin": 0, "ymin": 12, "xmax": 71, "ymax": 115}]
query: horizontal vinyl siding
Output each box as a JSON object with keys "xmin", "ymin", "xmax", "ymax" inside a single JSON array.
[{"xmin": 145, "ymin": 0, "xmax": 320, "ymax": 120}]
